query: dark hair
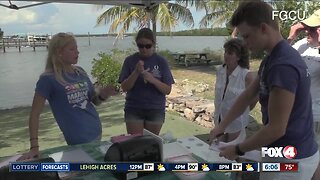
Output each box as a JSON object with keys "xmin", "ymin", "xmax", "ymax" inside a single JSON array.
[
  {"xmin": 231, "ymin": 1, "xmax": 279, "ymax": 30},
  {"xmin": 135, "ymin": 28, "xmax": 155, "ymax": 43},
  {"xmin": 224, "ymin": 38, "xmax": 249, "ymax": 69}
]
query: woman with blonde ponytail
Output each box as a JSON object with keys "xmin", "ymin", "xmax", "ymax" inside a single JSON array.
[{"xmin": 19, "ymin": 32, "xmax": 117, "ymax": 160}]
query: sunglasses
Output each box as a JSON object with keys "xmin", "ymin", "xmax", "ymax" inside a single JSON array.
[
  {"xmin": 306, "ymin": 27, "xmax": 318, "ymax": 33},
  {"xmin": 137, "ymin": 43, "xmax": 152, "ymax": 49}
]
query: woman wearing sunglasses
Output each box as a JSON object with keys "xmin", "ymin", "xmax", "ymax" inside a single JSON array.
[{"xmin": 118, "ymin": 28, "xmax": 175, "ymax": 135}]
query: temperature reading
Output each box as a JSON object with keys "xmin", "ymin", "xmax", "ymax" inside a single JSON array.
[
  {"xmin": 285, "ymin": 164, "xmax": 293, "ymax": 170},
  {"xmin": 280, "ymin": 163, "xmax": 298, "ymax": 171}
]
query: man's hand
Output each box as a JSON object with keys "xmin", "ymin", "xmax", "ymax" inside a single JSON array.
[{"xmin": 288, "ymin": 22, "xmax": 305, "ymax": 42}]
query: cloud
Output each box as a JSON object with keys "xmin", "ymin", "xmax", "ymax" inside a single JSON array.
[
  {"xmin": 0, "ymin": 2, "xmax": 110, "ymax": 35},
  {"xmin": 0, "ymin": 2, "xmax": 59, "ymax": 34},
  {"xmin": 0, "ymin": 9, "xmax": 37, "ymax": 24},
  {"xmin": 48, "ymin": 3, "xmax": 110, "ymax": 34},
  {"xmin": 0, "ymin": 2, "xmax": 205, "ymax": 36}
]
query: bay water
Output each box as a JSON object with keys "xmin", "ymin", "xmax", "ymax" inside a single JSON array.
[{"xmin": 0, "ymin": 36, "xmax": 227, "ymax": 109}]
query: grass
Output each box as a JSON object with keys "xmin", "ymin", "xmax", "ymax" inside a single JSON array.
[
  {"xmin": 171, "ymin": 59, "xmax": 263, "ymax": 124},
  {"xmin": 0, "ymin": 56, "xmax": 263, "ymax": 158},
  {"xmin": 0, "ymin": 96, "xmax": 210, "ymax": 157}
]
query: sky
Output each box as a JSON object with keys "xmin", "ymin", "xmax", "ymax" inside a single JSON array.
[{"xmin": 0, "ymin": 1, "xmax": 206, "ymax": 36}]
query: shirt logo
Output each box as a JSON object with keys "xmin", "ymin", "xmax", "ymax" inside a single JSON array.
[
  {"xmin": 152, "ymin": 65, "xmax": 161, "ymax": 78},
  {"xmin": 306, "ymin": 68, "xmax": 310, "ymax": 77},
  {"xmin": 65, "ymin": 81, "xmax": 89, "ymax": 109}
]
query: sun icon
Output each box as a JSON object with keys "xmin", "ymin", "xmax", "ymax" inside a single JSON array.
[
  {"xmin": 157, "ymin": 164, "xmax": 165, "ymax": 171},
  {"xmin": 202, "ymin": 164, "xmax": 210, "ymax": 171},
  {"xmin": 246, "ymin": 164, "xmax": 254, "ymax": 171}
]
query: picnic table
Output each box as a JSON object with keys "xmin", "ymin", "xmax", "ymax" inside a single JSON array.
[
  {"xmin": 172, "ymin": 52, "xmax": 212, "ymax": 67},
  {"xmin": 0, "ymin": 136, "xmax": 231, "ymax": 180}
]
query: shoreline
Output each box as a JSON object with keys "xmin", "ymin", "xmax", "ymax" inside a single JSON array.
[{"xmin": 0, "ymin": 105, "xmax": 32, "ymax": 111}]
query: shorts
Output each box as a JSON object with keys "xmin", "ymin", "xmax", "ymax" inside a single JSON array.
[{"xmin": 124, "ymin": 108, "xmax": 165, "ymax": 124}]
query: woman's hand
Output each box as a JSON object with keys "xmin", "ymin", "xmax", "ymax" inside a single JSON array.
[
  {"xmin": 135, "ymin": 60, "xmax": 145, "ymax": 74},
  {"xmin": 99, "ymin": 85, "xmax": 118, "ymax": 100},
  {"xmin": 17, "ymin": 147, "xmax": 40, "ymax": 161},
  {"xmin": 141, "ymin": 68, "xmax": 155, "ymax": 84},
  {"xmin": 219, "ymin": 145, "xmax": 238, "ymax": 160}
]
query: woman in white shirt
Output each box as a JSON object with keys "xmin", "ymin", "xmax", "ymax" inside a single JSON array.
[{"xmin": 214, "ymin": 38, "xmax": 257, "ymax": 142}]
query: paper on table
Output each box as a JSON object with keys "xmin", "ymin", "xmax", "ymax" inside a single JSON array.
[
  {"xmin": 98, "ymin": 142, "xmax": 113, "ymax": 155},
  {"xmin": 48, "ymin": 148, "xmax": 95, "ymax": 179},
  {"xmin": 241, "ymin": 150, "xmax": 261, "ymax": 162},
  {"xmin": 163, "ymin": 142, "xmax": 191, "ymax": 161},
  {"xmin": 49, "ymin": 148, "xmax": 95, "ymax": 163},
  {"xmin": 209, "ymin": 128, "xmax": 261, "ymax": 162},
  {"xmin": 176, "ymin": 136, "xmax": 233, "ymax": 163},
  {"xmin": 209, "ymin": 141, "xmax": 232, "ymax": 151},
  {"xmin": 0, "ymin": 154, "xmax": 22, "ymax": 168}
]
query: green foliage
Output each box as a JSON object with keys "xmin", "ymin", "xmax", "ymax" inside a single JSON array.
[
  {"xmin": 91, "ymin": 52, "xmax": 122, "ymax": 87},
  {"xmin": 158, "ymin": 50, "xmax": 177, "ymax": 66},
  {"xmin": 271, "ymin": 1, "xmax": 320, "ymax": 39},
  {"xmin": 157, "ymin": 28, "xmax": 229, "ymax": 36}
]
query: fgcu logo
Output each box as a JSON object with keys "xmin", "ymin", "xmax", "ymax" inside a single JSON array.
[
  {"xmin": 272, "ymin": 10, "xmax": 306, "ymax": 21},
  {"xmin": 261, "ymin": 146, "xmax": 297, "ymax": 159}
]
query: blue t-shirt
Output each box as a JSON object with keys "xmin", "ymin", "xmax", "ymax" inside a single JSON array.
[
  {"xmin": 258, "ymin": 40, "xmax": 318, "ymax": 159},
  {"xmin": 36, "ymin": 68, "xmax": 102, "ymax": 145},
  {"xmin": 118, "ymin": 53, "xmax": 175, "ymax": 110}
]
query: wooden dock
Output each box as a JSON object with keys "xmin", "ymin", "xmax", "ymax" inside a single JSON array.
[{"xmin": 0, "ymin": 38, "xmax": 49, "ymax": 53}]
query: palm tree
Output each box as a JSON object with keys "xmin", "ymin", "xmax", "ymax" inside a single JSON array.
[
  {"xmin": 198, "ymin": 0, "xmax": 241, "ymax": 29},
  {"xmin": 178, "ymin": 0, "xmax": 241, "ymax": 37},
  {"xmin": 176, "ymin": 0, "xmax": 209, "ymax": 14},
  {"xmin": 96, "ymin": 1, "xmax": 194, "ymax": 43}
]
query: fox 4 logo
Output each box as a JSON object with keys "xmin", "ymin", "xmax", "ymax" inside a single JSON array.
[{"xmin": 261, "ymin": 146, "xmax": 297, "ymax": 159}]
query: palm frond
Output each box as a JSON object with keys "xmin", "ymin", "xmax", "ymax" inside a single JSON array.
[
  {"xmin": 167, "ymin": 3, "xmax": 194, "ymax": 27},
  {"xmin": 156, "ymin": 3, "xmax": 177, "ymax": 32}
]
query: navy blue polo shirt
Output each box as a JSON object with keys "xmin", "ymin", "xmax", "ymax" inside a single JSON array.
[
  {"xmin": 258, "ymin": 40, "xmax": 318, "ymax": 159},
  {"xmin": 118, "ymin": 53, "xmax": 174, "ymax": 110}
]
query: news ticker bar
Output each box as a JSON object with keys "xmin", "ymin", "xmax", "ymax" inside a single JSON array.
[{"xmin": 9, "ymin": 162, "xmax": 298, "ymax": 172}]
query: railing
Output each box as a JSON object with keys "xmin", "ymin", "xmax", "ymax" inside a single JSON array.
[{"xmin": 0, "ymin": 38, "xmax": 49, "ymax": 53}]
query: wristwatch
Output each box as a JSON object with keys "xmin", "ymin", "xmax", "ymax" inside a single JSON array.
[{"xmin": 235, "ymin": 144, "xmax": 245, "ymax": 156}]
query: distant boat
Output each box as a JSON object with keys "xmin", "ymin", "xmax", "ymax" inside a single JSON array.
[{"xmin": 27, "ymin": 35, "xmax": 50, "ymax": 43}]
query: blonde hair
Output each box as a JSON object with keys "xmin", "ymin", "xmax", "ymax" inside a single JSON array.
[{"xmin": 43, "ymin": 32, "xmax": 83, "ymax": 85}]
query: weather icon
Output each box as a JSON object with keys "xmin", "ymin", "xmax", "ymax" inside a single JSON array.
[
  {"xmin": 157, "ymin": 164, "xmax": 166, "ymax": 171},
  {"xmin": 202, "ymin": 164, "xmax": 210, "ymax": 171},
  {"xmin": 246, "ymin": 164, "xmax": 254, "ymax": 171}
]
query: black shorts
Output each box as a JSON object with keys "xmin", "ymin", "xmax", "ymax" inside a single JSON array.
[{"xmin": 124, "ymin": 108, "xmax": 165, "ymax": 124}]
